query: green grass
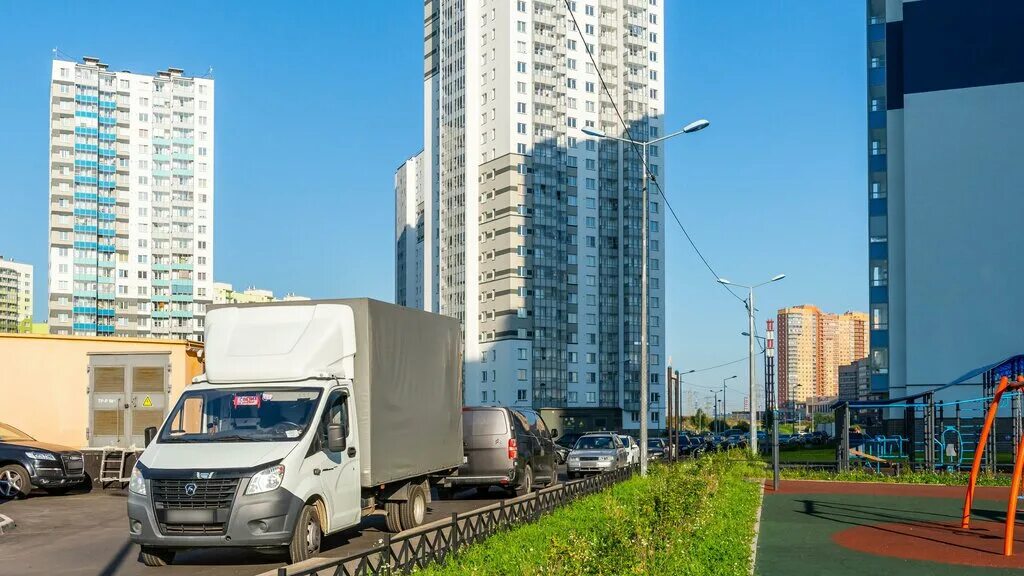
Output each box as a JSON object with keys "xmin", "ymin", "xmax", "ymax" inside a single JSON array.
[
  {"xmin": 773, "ymin": 447, "xmax": 835, "ymax": 462},
  {"xmin": 414, "ymin": 454, "xmax": 764, "ymax": 575},
  {"xmin": 778, "ymin": 467, "xmax": 1012, "ymax": 486}
]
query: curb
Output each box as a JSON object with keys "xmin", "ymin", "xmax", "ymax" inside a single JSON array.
[
  {"xmin": 749, "ymin": 479, "xmax": 765, "ymax": 576},
  {"xmin": 0, "ymin": 513, "xmax": 15, "ymax": 535}
]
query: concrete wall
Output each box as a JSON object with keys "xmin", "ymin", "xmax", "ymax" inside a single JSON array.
[{"xmin": 0, "ymin": 333, "xmax": 202, "ymax": 447}]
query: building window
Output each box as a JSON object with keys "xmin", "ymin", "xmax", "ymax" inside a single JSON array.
[
  {"xmin": 517, "ymin": 369, "xmax": 528, "ymax": 381},
  {"xmin": 587, "ymin": 392, "xmax": 596, "ymax": 403},
  {"xmin": 518, "ymin": 389, "xmax": 528, "ymax": 401}
]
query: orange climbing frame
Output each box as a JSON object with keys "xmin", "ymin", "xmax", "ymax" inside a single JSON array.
[{"xmin": 961, "ymin": 375, "xmax": 1024, "ymax": 556}]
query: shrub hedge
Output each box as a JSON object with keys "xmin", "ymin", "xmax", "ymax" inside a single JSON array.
[{"xmin": 415, "ymin": 454, "xmax": 762, "ymax": 575}]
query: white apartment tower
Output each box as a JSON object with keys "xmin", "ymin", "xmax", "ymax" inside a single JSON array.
[
  {"xmin": 397, "ymin": 0, "xmax": 667, "ymax": 433},
  {"xmin": 48, "ymin": 57, "xmax": 214, "ymax": 339},
  {"xmin": 0, "ymin": 257, "xmax": 33, "ymax": 333}
]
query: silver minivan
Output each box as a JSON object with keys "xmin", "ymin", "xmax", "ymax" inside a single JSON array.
[{"xmin": 442, "ymin": 407, "xmax": 558, "ymax": 497}]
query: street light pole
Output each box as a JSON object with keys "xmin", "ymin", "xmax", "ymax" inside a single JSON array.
[
  {"xmin": 722, "ymin": 375, "xmax": 737, "ymax": 432},
  {"xmin": 718, "ymin": 274, "xmax": 786, "ymax": 455},
  {"xmin": 640, "ymin": 138, "xmax": 650, "ymax": 476},
  {"xmin": 581, "ymin": 119, "xmax": 709, "ymax": 477}
]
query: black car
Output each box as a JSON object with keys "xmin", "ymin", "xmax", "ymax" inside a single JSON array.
[
  {"xmin": 677, "ymin": 435, "xmax": 706, "ymax": 457},
  {"xmin": 646, "ymin": 438, "xmax": 667, "ymax": 460},
  {"xmin": 0, "ymin": 422, "xmax": 87, "ymax": 499},
  {"xmin": 443, "ymin": 407, "xmax": 558, "ymax": 497}
]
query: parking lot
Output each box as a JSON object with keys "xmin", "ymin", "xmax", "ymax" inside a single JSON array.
[{"xmin": 0, "ymin": 472, "xmax": 564, "ymax": 576}]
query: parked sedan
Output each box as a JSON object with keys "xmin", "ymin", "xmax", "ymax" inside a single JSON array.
[
  {"xmin": 566, "ymin": 433, "xmax": 628, "ymax": 478},
  {"xmin": 646, "ymin": 438, "xmax": 668, "ymax": 460},
  {"xmin": 0, "ymin": 422, "xmax": 86, "ymax": 499},
  {"xmin": 618, "ymin": 434, "xmax": 641, "ymax": 466}
]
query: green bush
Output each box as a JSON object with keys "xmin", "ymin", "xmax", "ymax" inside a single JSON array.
[{"xmin": 415, "ymin": 454, "xmax": 763, "ymax": 575}]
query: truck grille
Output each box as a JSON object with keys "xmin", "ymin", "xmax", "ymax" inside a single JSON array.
[
  {"xmin": 152, "ymin": 478, "xmax": 239, "ymax": 510},
  {"xmin": 579, "ymin": 456, "xmax": 598, "ymax": 461},
  {"xmin": 162, "ymin": 523, "xmax": 226, "ymax": 535},
  {"xmin": 62, "ymin": 454, "xmax": 85, "ymax": 475}
]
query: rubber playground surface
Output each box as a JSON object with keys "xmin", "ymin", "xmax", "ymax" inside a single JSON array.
[{"xmin": 756, "ymin": 480, "xmax": 1024, "ymax": 575}]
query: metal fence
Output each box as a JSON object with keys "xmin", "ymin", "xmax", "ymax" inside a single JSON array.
[{"xmin": 284, "ymin": 466, "xmax": 636, "ymax": 576}]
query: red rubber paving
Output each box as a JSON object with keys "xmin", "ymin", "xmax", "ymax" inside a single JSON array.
[{"xmin": 834, "ymin": 520, "xmax": 1024, "ymax": 569}]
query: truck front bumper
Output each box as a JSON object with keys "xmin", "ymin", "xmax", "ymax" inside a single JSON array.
[{"xmin": 128, "ymin": 487, "xmax": 305, "ymax": 549}]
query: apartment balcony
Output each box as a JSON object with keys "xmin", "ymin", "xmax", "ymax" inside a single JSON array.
[
  {"xmin": 625, "ymin": 14, "xmax": 647, "ymax": 29},
  {"xmin": 623, "ymin": 52, "xmax": 648, "ymax": 68}
]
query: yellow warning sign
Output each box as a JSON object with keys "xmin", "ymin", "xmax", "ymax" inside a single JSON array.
[{"xmin": 142, "ymin": 396, "xmax": 153, "ymax": 407}]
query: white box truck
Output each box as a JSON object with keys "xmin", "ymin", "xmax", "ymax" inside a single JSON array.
[{"xmin": 126, "ymin": 299, "xmax": 463, "ymax": 566}]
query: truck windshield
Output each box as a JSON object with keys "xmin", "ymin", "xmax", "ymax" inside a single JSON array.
[{"xmin": 159, "ymin": 388, "xmax": 323, "ymax": 443}]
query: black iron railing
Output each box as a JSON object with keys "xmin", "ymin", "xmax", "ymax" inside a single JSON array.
[{"xmin": 283, "ymin": 466, "xmax": 636, "ymax": 576}]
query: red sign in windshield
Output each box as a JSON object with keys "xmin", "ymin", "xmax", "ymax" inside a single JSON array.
[{"xmin": 232, "ymin": 394, "xmax": 262, "ymax": 408}]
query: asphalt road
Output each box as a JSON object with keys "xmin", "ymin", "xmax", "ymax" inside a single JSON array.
[{"xmin": 0, "ymin": 469, "xmax": 565, "ymax": 576}]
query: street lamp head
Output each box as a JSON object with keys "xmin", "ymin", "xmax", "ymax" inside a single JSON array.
[
  {"xmin": 717, "ymin": 277, "xmax": 731, "ymax": 285},
  {"xmin": 741, "ymin": 332, "xmax": 750, "ymax": 337},
  {"xmin": 683, "ymin": 369, "xmax": 696, "ymax": 374},
  {"xmin": 771, "ymin": 273, "xmax": 786, "ymax": 282},
  {"xmin": 683, "ymin": 119, "xmax": 710, "ymax": 133},
  {"xmin": 581, "ymin": 128, "xmax": 606, "ymax": 138}
]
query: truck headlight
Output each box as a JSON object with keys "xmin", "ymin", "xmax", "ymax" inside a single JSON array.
[
  {"xmin": 245, "ymin": 465, "xmax": 285, "ymax": 495},
  {"xmin": 26, "ymin": 451, "xmax": 57, "ymax": 461},
  {"xmin": 129, "ymin": 466, "xmax": 147, "ymax": 496}
]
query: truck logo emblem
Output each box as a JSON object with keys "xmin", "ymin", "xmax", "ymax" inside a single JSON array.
[
  {"xmin": 184, "ymin": 483, "xmax": 198, "ymax": 496},
  {"xmin": 195, "ymin": 471, "xmax": 215, "ymax": 479}
]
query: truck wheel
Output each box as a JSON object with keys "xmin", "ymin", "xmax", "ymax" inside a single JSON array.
[
  {"xmin": 289, "ymin": 504, "xmax": 322, "ymax": 564},
  {"xmin": 0, "ymin": 464, "xmax": 31, "ymax": 499},
  {"xmin": 513, "ymin": 466, "xmax": 533, "ymax": 497},
  {"xmin": 139, "ymin": 547, "xmax": 175, "ymax": 567},
  {"xmin": 385, "ymin": 501, "xmax": 403, "ymax": 532},
  {"xmin": 398, "ymin": 483, "xmax": 428, "ymax": 531}
]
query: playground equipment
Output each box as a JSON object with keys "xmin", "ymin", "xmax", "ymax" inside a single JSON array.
[
  {"xmin": 962, "ymin": 375, "xmax": 1024, "ymax": 557},
  {"xmin": 936, "ymin": 426, "xmax": 964, "ymax": 471}
]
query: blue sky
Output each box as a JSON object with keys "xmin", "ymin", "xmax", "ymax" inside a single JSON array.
[{"xmin": 0, "ymin": 1, "xmax": 866, "ymax": 413}]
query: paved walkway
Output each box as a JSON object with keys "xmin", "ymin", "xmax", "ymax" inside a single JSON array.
[{"xmin": 756, "ymin": 480, "xmax": 1024, "ymax": 575}]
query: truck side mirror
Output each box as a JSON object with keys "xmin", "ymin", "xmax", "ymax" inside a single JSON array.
[
  {"xmin": 144, "ymin": 426, "xmax": 158, "ymax": 446},
  {"xmin": 327, "ymin": 423, "xmax": 347, "ymax": 452},
  {"xmin": 550, "ymin": 429, "xmax": 558, "ymax": 439}
]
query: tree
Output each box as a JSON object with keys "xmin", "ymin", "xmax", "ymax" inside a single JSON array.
[{"xmin": 690, "ymin": 409, "xmax": 709, "ymax": 431}]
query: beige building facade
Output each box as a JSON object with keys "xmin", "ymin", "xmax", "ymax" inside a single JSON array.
[
  {"xmin": 0, "ymin": 333, "xmax": 202, "ymax": 448},
  {"xmin": 777, "ymin": 305, "xmax": 868, "ymax": 404}
]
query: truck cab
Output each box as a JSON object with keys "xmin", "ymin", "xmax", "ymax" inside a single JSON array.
[{"xmin": 127, "ymin": 300, "xmax": 462, "ymax": 567}]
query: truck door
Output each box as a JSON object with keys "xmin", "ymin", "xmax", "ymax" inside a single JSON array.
[{"xmin": 316, "ymin": 390, "xmax": 361, "ymax": 531}]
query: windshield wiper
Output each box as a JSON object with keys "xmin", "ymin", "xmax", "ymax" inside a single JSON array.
[{"xmin": 211, "ymin": 434, "xmax": 259, "ymax": 442}]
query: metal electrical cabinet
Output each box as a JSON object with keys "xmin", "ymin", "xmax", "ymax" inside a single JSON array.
[{"xmin": 88, "ymin": 352, "xmax": 171, "ymax": 448}]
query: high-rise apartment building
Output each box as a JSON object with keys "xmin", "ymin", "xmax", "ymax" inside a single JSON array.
[
  {"xmin": 867, "ymin": 1, "xmax": 1024, "ymax": 398},
  {"xmin": 395, "ymin": 152, "xmax": 436, "ymax": 311},
  {"xmin": 0, "ymin": 257, "xmax": 33, "ymax": 333},
  {"xmin": 397, "ymin": 0, "xmax": 667, "ymax": 432},
  {"xmin": 48, "ymin": 57, "xmax": 214, "ymax": 339},
  {"xmin": 777, "ymin": 305, "xmax": 868, "ymax": 404},
  {"xmin": 838, "ymin": 358, "xmax": 870, "ymax": 402}
]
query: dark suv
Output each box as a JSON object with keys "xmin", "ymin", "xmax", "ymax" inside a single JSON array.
[
  {"xmin": 443, "ymin": 407, "xmax": 558, "ymax": 497},
  {"xmin": 0, "ymin": 422, "xmax": 86, "ymax": 499}
]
